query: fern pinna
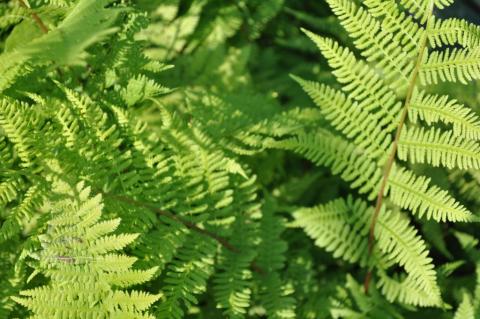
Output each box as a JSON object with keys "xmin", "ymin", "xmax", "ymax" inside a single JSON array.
[{"xmin": 283, "ymin": 0, "xmax": 480, "ymax": 308}]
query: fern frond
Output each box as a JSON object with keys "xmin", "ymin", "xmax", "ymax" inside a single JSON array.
[
  {"xmin": 291, "ymin": 76, "xmax": 392, "ymax": 156},
  {"xmin": 269, "ymin": 129, "xmax": 382, "ymax": 199},
  {"xmin": 256, "ymin": 200, "xmax": 296, "ymax": 318},
  {"xmin": 1, "ymin": 184, "xmax": 45, "ymax": 242},
  {"xmin": 121, "ymin": 74, "xmax": 171, "ymax": 107},
  {"xmin": 0, "ymin": 99, "xmax": 37, "ymax": 167},
  {"xmin": 364, "ymin": 0, "xmax": 423, "ymax": 54},
  {"xmin": 398, "ymin": 126, "xmax": 480, "ymax": 169},
  {"xmin": 376, "ymin": 271, "xmax": 439, "ymax": 307},
  {"xmin": 454, "ymin": 293, "xmax": 474, "ymax": 319},
  {"xmin": 409, "ymin": 89, "xmax": 480, "ymax": 140},
  {"xmin": 213, "ymin": 215, "xmax": 256, "ymax": 319},
  {"xmin": 293, "ymin": 197, "xmax": 370, "ymax": 266},
  {"xmin": 421, "ymin": 47, "xmax": 480, "ymax": 85},
  {"xmin": 429, "ymin": 18, "xmax": 480, "ymax": 49},
  {"xmin": 324, "ymin": 0, "xmax": 414, "ymax": 87},
  {"xmin": 301, "ymin": 29, "xmax": 402, "ymax": 125},
  {"xmin": 295, "ymin": 197, "xmax": 442, "ymax": 306},
  {"xmin": 156, "ymin": 234, "xmax": 216, "ymax": 319},
  {"xmin": 13, "ymin": 182, "xmax": 159, "ymax": 318},
  {"xmin": 374, "ymin": 209, "xmax": 441, "ymax": 305},
  {"xmin": 398, "ymin": 0, "xmax": 453, "ymax": 23},
  {"xmin": 388, "ymin": 166, "xmax": 471, "ymax": 222}
]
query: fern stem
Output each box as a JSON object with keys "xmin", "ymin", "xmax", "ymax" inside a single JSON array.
[
  {"xmin": 364, "ymin": 2, "xmax": 435, "ymax": 293},
  {"xmin": 18, "ymin": 0, "xmax": 49, "ymax": 34},
  {"xmin": 101, "ymin": 191, "xmax": 265, "ymax": 274}
]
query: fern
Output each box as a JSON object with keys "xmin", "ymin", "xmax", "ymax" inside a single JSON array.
[
  {"xmin": 2, "ymin": 0, "xmax": 480, "ymax": 317},
  {"xmin": 278, "ymin": 0, "xmax": 480, "ymax": 308},
  {"xmin": 13, "ymin": 182, "xmax": 159, "ymax": 318}
]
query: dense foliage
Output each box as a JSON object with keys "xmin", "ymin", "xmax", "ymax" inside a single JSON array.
[{"xmin": 2, "ymin": 0, "xmax": 480, "ymax": 318}]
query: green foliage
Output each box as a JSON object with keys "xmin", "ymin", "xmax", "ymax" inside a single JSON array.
[{"xmin": 1, "ymin": 0, "xmax": 480, "ymax": 318}]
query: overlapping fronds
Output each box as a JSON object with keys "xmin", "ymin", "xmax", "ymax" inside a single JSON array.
[
  {"xmin": 13, "ymin": 182, "xmax": 159, "ymax": 318},
  {"xmin": 294, "ymin": 197, "xmax": 442, "ymax": 306},
  {"xmin": 287, "ymin": 0, "xmax": 478, "ymax": 307}
]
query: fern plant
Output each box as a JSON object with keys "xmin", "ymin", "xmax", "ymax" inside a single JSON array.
[
  {"xmin": 2, "ymin": 0, "xmax": 480, "ymax": 318},
  {"xmin": 276, "ymin": 0, "xmax": 480, "ymax": 308}
]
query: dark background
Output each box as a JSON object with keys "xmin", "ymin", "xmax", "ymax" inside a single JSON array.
[{"xmin": 443, "ymin": 0, "xmax": 480, "ymax": 22}]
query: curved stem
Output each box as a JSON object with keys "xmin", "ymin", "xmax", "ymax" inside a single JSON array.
[
  {"xmin": 18, "ymin": 0, "xmax": 49, "ymax": 34},
  {"xmin": 101, "ymin": 191, "xmax": 265, "ymax": 274},
  {"xmin": 363, "ymin": 3, "xmax": 435, "ymax": 293}
]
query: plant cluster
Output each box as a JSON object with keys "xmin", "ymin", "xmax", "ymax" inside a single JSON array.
[{"xmin": 1, "ymin": 0, "xmax": 480, "ymax": 318}]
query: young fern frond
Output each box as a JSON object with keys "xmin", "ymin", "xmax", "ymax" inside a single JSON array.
[{"xmin": 13, "ymin": 182, "xmax": 159, "ymax": 318}]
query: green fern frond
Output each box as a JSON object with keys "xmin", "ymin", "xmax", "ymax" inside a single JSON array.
[
  {"xmin": 293, "ymin": 197, "xmax": 370, "ymax": 266},
  {"xmin": 398, "ymin": 126, "xmax": 480, "ymax": 169},
  {"xmin": 301, "ymin": 29, "xmax": 402, "ymax": 124},
  {"xmin": 291, "ymin": 76, "xmax": 392, "ymax": 156},
  {"xmin": 295, "ymin": 196, "xmax": 442, "ymax": 306},
  {"xmin": 156, "ymin": 234, "xmax": 216, "ymax": 319},
  {"xmin": 374, "ymin": 209, "xmax": 441, "ymax": 305},
  {"xmin": 421, "ymin": 47, "xmax": 480, "ymax": 85},
  {"xmin": 214, "ymin": 215, "xmax": 256, "ymax": 318},
  {"xmin": 409, "ymin": 89, "xmax": 480, "ymax": 140},
  {"xmin": 364, "ymin": 0, "xmax": 423, "ymax": 54},
  {"xmin": 429, "ymin": 18, "xmax": 480, "ymax": 49},
  {"xmin": 398, "ymin": 0, "xmax": 453, "ymax": 23},
  {"xmin": 269, "ymin": 129, "xmax": 382, "ymax": 200},
  {"xmin": 256, "ymin": 200, "xmax": 296, "ymax": 318},
  {"xmin": 376, "ymin": 271, "xmax": 439, "ymax": 307},
  {"xmin": 324, "ymin": 0, "xmax": 414, "ymax": 87},
  {"xmin": 454, "ymin": 293, "xmax": 474, "ymax": 319},
  {"xmin": 13, "ymin": 181, "xmax": 159, "ymax": 318},
  {"xmin": 388, "ymin": 166, "xmax": 471, "ymax": 222},
  {"xmin": 0, "ymin": 99, "xmax": 37, "ymax": 167}
]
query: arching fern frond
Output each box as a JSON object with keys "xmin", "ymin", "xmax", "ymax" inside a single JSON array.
[
  {"xmin": 421, "ymin": 47, "xmax": 480, "ymax": 85},
  {"xmin": 256, "ymin": 200, "xmax": 296, "ymax": 319},
  {"xmin": 388, "ymin": 166, "xmax": 471, "ymax": 222},
  {"xmin": 268, "ymin": 129, "xmax": 382, "ymax": 200},
  {"xmin": 13, "ymin": 181, "xmax": 160, "ymax": 318},
  {"xmin": 398, "ymin": 126, "xmax": 480, "ymax": 169},
  {"xmin": 429, "ymin": 18, "xmax": 480, "ymax": 49},
  {"xmin": 409, "ymin": 89, "xmax": 480, "ymax": 140},
  {"xmin": 291, "ymin": 76, "xmax": 392, "ymax": 156},
  {"xmin": 300, "ymin": 29, "xmax": 402, "ymax": 124},
  {"xmin": 324, "ymin": 0, "xmax": 414, "ymax": 87},
  {"xmin": 398, "ymin": 0, "xmax": 453, "ymax": 23},
  {"xmin": 213, "ymin": 215, "xmax": 256, "ymax": 318},
  {"xmin": 156, "ymin": 233, "xmax": 216, "ymax": 319},
  {"xmin": 294, "ymin": 196, "xmax": 442, "ymax": 306}
]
